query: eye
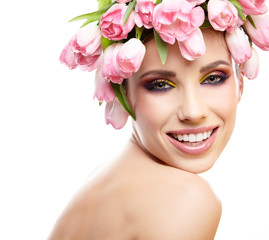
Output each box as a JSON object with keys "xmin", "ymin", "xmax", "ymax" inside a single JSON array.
[
  {"xmin": 200, "ymin": 71, "xmax": 230, "ymax": 85},
  {"xmin": 144, "ymin": 79, "xmax": 176, "ymax": 92}
]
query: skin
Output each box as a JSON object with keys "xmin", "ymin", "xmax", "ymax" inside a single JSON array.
[
  {"xmin": 48, "ymin": 29, "xmax": 243, "ymax": 240},
  {"xmin": 129, "ymin": 29, "xmax": 243, "ymax": 174}
]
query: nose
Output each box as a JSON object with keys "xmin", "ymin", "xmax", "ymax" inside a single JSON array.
[{"xmin": 178, "ymin": 87, "xmax": 207, "ymax": 123}]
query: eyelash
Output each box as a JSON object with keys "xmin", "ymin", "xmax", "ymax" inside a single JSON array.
[
  {"xmin": 144, "ymin": 79, "xmax": 176, "ymax": 92},
  {"xmin": 200, "ymin": 71, "xmax": 230, "ymax": 85}
]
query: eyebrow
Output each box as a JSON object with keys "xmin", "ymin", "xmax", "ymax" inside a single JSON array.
[
  {"xmin": 139, "ymin": 70, "xmax": 176, "ymax": 79},
  {"xmin": 200, "ymin": 60, "xmax": 230, "ymax": 73}
]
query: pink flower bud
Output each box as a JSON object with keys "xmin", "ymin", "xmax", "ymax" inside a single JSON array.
[
  {"xmin": 244, "ymin": 14, "xmax": 269, "ymax": 51},
  {"xmin": 208, "ymin": 0, "xmax": 238, "ymax": 32},
  {"xmin": 102, "ymin": 39, "xmax": 146, "ymax": 83},
  {"xmin": 105, "ymin": 98, "xmax": 129, "ymax": 129},
  {"xmin": 134, "ymin": 0, "xmax": 156, "ymax": 29},
  {"xmin": 237, "ymin": 0, "xmax": 267, "ymax": 15},
  {"xmin": 241, "ymin": 48, "xmax": 259, "ymax": 80},
  {"xmin": 93, "ymin": 67, "xmax": 116, "ymax": 103},
  {"xmin": 152, "ymin": 0, "xmax": 205, "ymax": 44},
  {"xmin": 100, "ymin": 4, "xmax": 135, "ymax": 41},
  {"xmin": 102, "ymin": 43, "xmax": 125, "ymax": 84},
  {"xmin": 225, "ymin": 27, "xmax": 252, "ymax": 63},
  {"xmin": 72, "ymin": 24, "xmax": 102, "ymax": 56},
  {"xmin": 178, "ymin": 28, "xmax": 206, "ymax": 61},
  {"xmin": 59, "ymin": 24, "xmax": 103, "ymax": 72},
  {"xmin": 117, "ymin": 38, "xmax": 146, "ymax": 76},
  {"xmin": 60, "ymin": 44, "xmax": 78, "ymax": 70}
]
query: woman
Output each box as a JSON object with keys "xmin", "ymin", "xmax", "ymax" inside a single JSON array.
[{"xmin": 49, "ymin": 0, "xmax": 268, "ymax": 239}]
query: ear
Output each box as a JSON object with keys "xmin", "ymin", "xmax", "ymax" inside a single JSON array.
[
  {"xmin": 236, "ymin": 63, "xmax": 244, "ymax": 102},
  {"xmin": 238, "ymin": 71, "xmax": 244, "ymax": 102}
]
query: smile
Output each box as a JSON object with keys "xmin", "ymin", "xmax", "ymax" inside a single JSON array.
[{"xmin": 167, "ymin": 126, "xmax": 219, "ymax": 155}]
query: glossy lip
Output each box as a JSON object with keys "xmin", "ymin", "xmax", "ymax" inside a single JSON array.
[{"xmin": 167, "ymin": 126, "xmax": 219, "ymax": 155}]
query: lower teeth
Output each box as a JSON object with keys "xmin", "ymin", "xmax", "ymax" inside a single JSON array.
[{"xmin": 182, "ymin": 141, "xmax": 204, "ymax": 146}]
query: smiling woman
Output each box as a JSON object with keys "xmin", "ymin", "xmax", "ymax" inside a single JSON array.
[
  {"xmin": 48, "ymin": 0, "xmax": 269, "ymax": 239},
  {"xmin": 128, "ymin": 29, "xmax": 242, "ymax": 174}
]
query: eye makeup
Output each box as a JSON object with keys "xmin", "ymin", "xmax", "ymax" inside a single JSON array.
[
  {"xmin": 143, "ymin": 79, "xmax": 177, "ymax": 92},
  {"xmin": 200, "ymin": 71, "xmax": 230, "ymax": 86}
]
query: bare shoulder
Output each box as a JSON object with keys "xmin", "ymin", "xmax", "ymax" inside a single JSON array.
[
  {"xmin": 134, "ymin": 168, "xmax": 222, "ymax": 240},
  {"xmin": 47, "ymin": 180, "xmax": 99, "ymax": 240},
  {"xmin": 47, "ymin": 169, "xmax": 134, "ymax": 240}
]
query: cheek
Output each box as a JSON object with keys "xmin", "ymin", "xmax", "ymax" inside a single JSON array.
[
  {"xmin": 130, "ymin": 88, "xmax": 177, "ymax": 144},
  {"xmin": 204, "ymin": 77, "xmax": 239, "ymax": 130},
  {"xmin": 134, "ymin": 92, "xmax": 174, "ymax": 128}
]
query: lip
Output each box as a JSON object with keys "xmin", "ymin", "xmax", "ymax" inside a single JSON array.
[{"xmin": 167, "ymin": 126, "xmax": 219, "ymax": 155}]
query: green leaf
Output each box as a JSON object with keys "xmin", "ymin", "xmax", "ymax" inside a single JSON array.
[
  {"xmin": 102, "ymin": 36, "xmax": 115, "ymax": 52},
  {"xmin": 229, "ymin": 0, "xmax": 243, "ymax": 9},
  {"xmin": 69, "ymin": 12, "xmax": 101, "ymax": 23},
  {"xmin": 99, "ymin": 102, "xmax": 103, "ymax": 106},
  {"xmin": 154, "ymin": 30, "xmax": 167, "ymax": 65},
  {"xmin": 97, "ymin": 0, "xmax": 112, "ymax": 10},
  {"xmin": 135, "ymin": 25, "xmax": 144, "ymax": 40},
  {"xmin": 69, "ymin": 2, "xmax": 115, "ymax": 27},
  {"xmin": 80, "ymin": 18, "xmax": 99, "ymax": 28},
  {"xmin": 110, "ymin": 82, "xmax": 136, "ymax": 120},
  {"xmin": 237, "ymin": 8, "xmax": 246, "ymax": 21},
  {"xmin": 123, "ymin": 0, "xmax": 136, "ymax": 25},
  {"xmin": 247, "ymin": 15, "xmax": 257, "ymax": 29},
  {"xmin": 154, "ymin": 0, "xmax": 162, "ymax": 4},
  {"xmin": 229, "ymin": 0, "xmax": 246, "ymax": 21}
]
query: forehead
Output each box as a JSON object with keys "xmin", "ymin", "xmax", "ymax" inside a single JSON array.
[{"xmin": 136, "ymin": 29, "xmax": 231, "ymax": 76}]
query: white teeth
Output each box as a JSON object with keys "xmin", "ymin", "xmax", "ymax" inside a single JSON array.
[
  {"xmin": 189, "ymin": 134, "xmax": 196, "ymax": 143},
  {"xmin": 173, "ymin": 130, "xmax": 214, "ymax": 143},
  {"xmin": 196, "ymin": 133, "xmax": 203, "ymax": 142},
  {"xmin": 178, "ymin": 135, "xmax": 183, "ymax": 141}
]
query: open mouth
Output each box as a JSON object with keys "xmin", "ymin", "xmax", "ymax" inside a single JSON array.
[{"xmin": 168, "ymin": 128, "xmax": 217, "ymax": 147}]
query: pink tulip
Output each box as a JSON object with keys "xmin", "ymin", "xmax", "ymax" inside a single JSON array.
[
  {"xmin": 134, "ymin": 0, "xmax": 156, "ymax": 29},
  {"xmin": 241, "ymin": 48, "xmax": 259, "ymax": 80},
  {"xmin": 100, "ymin": 4, "xmax": 135, "ymax": 41},
  {"xmin": 72, "ymin": 24, "xmax": 102, "ymax": 56},
  {"xmin": 93, "ymin": 67, "xmax": 116, "ymax": 103},
  {"xmin": 59, "ymin": 24, "xmax": 103, "ymax": 72},
  {"xmin": 102, "ymin": 43, "xmax": 125, "ymax": 84},
  {"xmin": 225, "ymin": 27, "xmax": 252, "ymax": 64},
  {"xmin": 152, "ymin": 0, "xmax": 205, "ymax": 44},
  {"xmin": 244, "ymin": 14, "xmax": 269, "ymax": 51},
  {"xmin": 105, "ymin": 98, "xmax": 129, "ymax": 129},
  {"xmin": 237, "ymin": 0, "xmax": 267, "ymax": 15},
  {"xmin": 117, "ymin": 38, "xmax": 146, "ymax": 76},
  {"xmin": 76, "ymin": 50, "xmax": 103, "ymax": 71},
  {"xmin": 178, "ymin": 28, "xmax": 206, "ymax": 61},
  {"xmin": 208, "ymin": 0, "xmax": 238, "ymax": 32},
  {"xmin": 60, "ymin": 44, "xmax": 78, "ymax": 70}
]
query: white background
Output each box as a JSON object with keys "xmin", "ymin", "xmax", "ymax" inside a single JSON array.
[{"xmin": 0, "ymin": 1, "xmax": 268, "ymax": 239}]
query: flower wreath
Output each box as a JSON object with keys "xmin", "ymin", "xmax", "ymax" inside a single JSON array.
[{"xmin": 60, "ymin": 0, "xmax": 269, "ymax": 129}]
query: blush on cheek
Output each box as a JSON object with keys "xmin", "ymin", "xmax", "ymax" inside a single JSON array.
[
  {"xmin": 210, "ymin": 80, "xmax": 238, "ymax": 139},
  {"xmin": 137, "ymin": 93, "xmax": 176, "ymax": 123}
]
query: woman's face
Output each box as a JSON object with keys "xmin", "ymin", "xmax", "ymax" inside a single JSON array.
[{"xmin": 127, "ymin": 29, "xmax": 243, "ymax": 173}]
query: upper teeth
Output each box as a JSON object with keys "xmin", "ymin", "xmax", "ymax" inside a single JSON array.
[{"xmin": 173, "ymin": 130, "xmax": 213, "ymax": 143}]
